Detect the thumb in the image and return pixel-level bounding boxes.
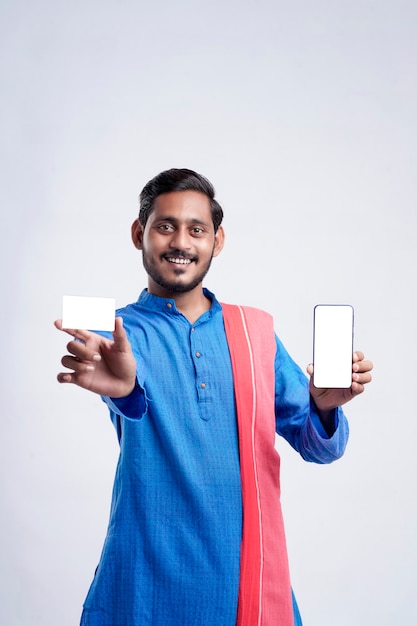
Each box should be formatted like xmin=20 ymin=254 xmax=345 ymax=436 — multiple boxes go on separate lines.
xmin=112 ymin=316 xmax=130 ymax=350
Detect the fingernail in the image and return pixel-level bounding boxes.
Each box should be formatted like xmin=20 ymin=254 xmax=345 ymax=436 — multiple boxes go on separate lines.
xmin=86 ymin=365 xmax=95 ymax=372
xmin=92 ymin=354 xmax=101 ymax=361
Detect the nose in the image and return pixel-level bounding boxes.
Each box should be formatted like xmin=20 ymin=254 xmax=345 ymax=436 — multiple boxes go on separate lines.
xmin=169 ymin=226 xmax=192 ymax=251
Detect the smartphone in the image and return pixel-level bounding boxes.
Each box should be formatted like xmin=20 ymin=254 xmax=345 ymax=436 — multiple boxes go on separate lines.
xmin=313 ymin=304 xmax=354 ymax=389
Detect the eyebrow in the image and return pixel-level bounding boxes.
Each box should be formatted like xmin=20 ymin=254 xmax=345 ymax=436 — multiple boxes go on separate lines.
xmin=154 ymin=215 xmax=211 ymax=227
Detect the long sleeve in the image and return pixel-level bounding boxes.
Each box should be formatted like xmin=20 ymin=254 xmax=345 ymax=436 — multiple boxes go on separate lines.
xmin=100 ymin=343 xmax=148 ymax=436
xmin=274 ymin=334 xmax=349 ymax=463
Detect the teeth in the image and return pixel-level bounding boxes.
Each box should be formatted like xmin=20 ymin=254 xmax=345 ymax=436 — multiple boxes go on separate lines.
xmin=167 ymin=257 xmax=192 ymax=265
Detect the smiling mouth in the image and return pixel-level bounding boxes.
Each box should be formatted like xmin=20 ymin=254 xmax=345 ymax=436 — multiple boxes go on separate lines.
xmin=165 ymin=256 xmax=193 ymax=265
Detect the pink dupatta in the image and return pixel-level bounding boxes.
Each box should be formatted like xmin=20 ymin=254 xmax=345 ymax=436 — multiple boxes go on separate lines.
xmin=222 ymin=304 xmax=294 ymax=626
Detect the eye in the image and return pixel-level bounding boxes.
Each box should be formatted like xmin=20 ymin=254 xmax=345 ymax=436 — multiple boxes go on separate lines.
xmin=157 ymin=224 xmax=175 ymax=232
xmin=191 ymin=227 xmax=205 ymax=235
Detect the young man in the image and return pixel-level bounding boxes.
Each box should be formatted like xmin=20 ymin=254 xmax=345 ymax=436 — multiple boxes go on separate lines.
xmin=55 ymin=168 xmax=373 ymax=626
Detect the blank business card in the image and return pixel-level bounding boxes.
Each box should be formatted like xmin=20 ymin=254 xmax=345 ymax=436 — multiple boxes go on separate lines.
xmin=62 ymin=295 xmax=116 ymax=331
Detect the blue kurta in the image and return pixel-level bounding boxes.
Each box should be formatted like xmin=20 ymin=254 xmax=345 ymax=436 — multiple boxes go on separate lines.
xmin=80 ymin=289 xmax=349 ymax=626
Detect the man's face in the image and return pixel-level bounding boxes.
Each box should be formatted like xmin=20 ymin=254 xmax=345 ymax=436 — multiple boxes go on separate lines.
xmin=132 ymin=190 xmax=224 ymax=298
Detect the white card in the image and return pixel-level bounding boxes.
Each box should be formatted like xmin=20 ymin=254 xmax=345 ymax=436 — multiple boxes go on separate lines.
xmin=62 ymin=295 xmax=116 ymax=331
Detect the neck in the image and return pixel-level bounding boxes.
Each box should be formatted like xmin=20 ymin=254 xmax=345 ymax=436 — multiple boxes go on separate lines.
xmin=175 ymin=291 xmax=212 ymax=324
xmin=148 ymin=283 xmax=211 ymax=324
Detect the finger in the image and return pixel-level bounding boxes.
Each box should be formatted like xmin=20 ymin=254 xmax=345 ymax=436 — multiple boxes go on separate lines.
xmin=350 ymin=381 xmax=365 ymax=396
xmin=306 ymin=363 xmax=313 ymax=377
xmin=352 ymin=351 xmax=365 ymax=363
xmin=54 ymin=320 xmax=93 ymax=343
xmin=112 ymin=317 xmax=129 ymax=351
xmin=57 ymin=372 xmax=73 ymax=383
xmin=61 ymin=355 xmax=96 ymax=373
xmin=66 ymin=339 xmax=102 ymax=362
xmin=353 ymin=358 xmax=373 ymax=374
xmin=352 ymin=370 xmax=373 ymax=385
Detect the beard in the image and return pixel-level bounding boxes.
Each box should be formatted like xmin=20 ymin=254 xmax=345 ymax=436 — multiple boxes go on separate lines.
xmin=141 ymin=246 xmax=215 ymax=294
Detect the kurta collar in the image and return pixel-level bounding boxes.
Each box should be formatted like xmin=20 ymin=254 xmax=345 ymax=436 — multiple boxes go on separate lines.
xmin=136 ymin=288 xmax=223 ymax=323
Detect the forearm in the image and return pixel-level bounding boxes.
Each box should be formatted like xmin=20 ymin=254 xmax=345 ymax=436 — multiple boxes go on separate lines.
xmin=274 ymin=334 xmax=349 ymax=463
xmin=104 ymin=378 xmax=146 ymax=420
xmin=314 ymin=403 xmax=337 ymax=438
xmin=276 ymin=394 xmax=349 ymax=464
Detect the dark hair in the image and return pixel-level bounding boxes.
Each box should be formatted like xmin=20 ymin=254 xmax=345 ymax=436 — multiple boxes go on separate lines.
xmin=139 ymin=168 xmax=224 ymax=233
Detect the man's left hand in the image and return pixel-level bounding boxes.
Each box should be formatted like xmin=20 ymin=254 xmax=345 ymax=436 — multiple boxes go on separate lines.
xmin=307 ymin=351 xmax=373 ymax=412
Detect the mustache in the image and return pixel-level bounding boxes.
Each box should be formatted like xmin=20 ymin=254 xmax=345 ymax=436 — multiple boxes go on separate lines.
xmin=162 ymin=250 xmax=197 ymax=261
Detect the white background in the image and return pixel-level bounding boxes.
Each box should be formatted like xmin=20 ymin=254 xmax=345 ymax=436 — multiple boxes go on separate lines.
xmin=2 ymin=1 xmax=416 ymax=624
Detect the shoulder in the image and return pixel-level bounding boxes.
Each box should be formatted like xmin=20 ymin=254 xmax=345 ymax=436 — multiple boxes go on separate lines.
xmin=221 ymin=302 xmax=273 ymax=325
xmin=221 ymin=303 xmax=276 ymax=351
xmin=115 ymin=290 xmax=152 ymax=321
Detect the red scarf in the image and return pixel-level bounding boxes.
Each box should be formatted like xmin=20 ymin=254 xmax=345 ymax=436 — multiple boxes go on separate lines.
xmin=222 ymin=304 xmax=294 ymax=626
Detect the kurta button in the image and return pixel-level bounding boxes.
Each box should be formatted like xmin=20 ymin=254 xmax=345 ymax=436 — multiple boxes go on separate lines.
xmin=200 ymin=383 xmax=206 ymax=389
xmin=195 ymin=352 xmax=201 ymax=358
xmin=166 ymin=303 xmax=172 ymax=309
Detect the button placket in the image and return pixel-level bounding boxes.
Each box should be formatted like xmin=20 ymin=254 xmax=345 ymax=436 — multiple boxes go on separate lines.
xmin=189 ymin=326 xmax=209 ymax=402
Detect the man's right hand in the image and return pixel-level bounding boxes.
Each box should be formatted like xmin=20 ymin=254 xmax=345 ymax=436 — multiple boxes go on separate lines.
xmin=54 ymin=317 xmax=137 ymax=398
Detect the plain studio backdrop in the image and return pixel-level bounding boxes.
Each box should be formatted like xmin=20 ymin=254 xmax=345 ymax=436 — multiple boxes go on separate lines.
xmin=1 ymin=1 xmax=416 ymax=624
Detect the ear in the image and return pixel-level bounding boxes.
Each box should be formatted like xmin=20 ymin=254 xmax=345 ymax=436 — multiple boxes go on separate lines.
xmin=131 ymin=219 xmax=144 ymax=250
xmin=212 ymin=225 xmax=225 ymax=258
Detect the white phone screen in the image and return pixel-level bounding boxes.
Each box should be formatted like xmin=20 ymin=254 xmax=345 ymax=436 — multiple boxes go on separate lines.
xmin=313 ymin=304 xmax=354 ymax=389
